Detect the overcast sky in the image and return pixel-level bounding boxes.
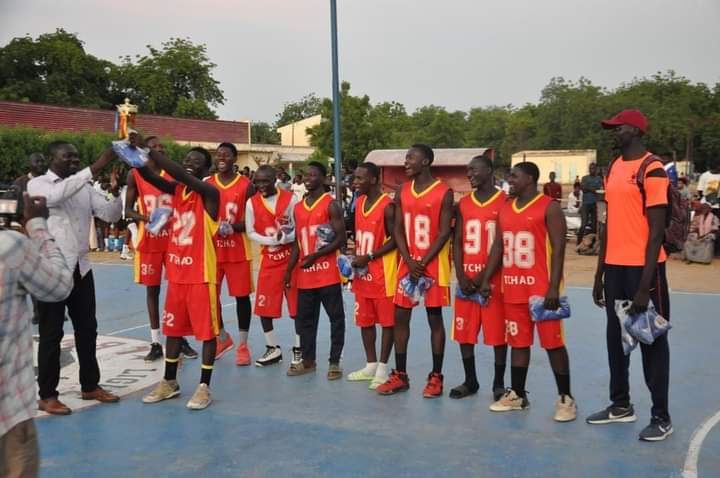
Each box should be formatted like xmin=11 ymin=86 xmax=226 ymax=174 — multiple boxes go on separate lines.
xmin=2 ymin=0 xmax=719 ymax=124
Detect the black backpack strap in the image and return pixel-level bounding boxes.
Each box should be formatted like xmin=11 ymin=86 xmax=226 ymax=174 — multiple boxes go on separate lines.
xmin=635 ymin=154 xmax=663 ymax=213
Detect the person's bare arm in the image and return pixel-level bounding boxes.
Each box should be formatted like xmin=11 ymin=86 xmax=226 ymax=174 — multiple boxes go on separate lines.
xmin=302 ymin=200 xmax=346 ymax=268
xmin=544 ymin=200 xmax=567 ymax=310
xmin=231 ymin=183 xmax=255 ymax=233
xmin=284 ymin=240 xmax=300 ymax=288
xmin=628 ymin=206 xmax=666 ymax=314
xmin=453 ymin=206 xmax=475 ymax=296
xmin=124 ymin=170 xmax=147 ymax=222
xmin=353 ymin=202 xmax=397 ymax=268
xmin=592 ymin=221 xmax=608 ymax=307
xmin=137 ymin=164 xmax=177 ymax=195
xmin=478 ymin=220 xmax=504 ymax=296
xmin=417 ymin=189 xmax=453 ymax=278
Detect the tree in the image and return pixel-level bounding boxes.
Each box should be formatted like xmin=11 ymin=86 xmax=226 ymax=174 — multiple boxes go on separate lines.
xmin=275 ymin=93 xmax=322 ymax=128
xmin=0 ymin=29 xmax=114 ymax=109
xmin=251 ymin=121 xmax=280 ymax=144
xmin=113 ymin=37 xmax=225 ymax=119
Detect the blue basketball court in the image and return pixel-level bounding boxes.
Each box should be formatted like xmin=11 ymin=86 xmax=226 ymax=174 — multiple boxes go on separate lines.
xmin=34 ymin=261 xmax=720 ymax=477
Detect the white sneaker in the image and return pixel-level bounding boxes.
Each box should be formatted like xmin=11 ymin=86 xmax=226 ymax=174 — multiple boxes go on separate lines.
xmin=369 ymin=375 xmax=387 ymax=390
xmin=347 ymin=368 xmax=375 ymax=381
xmin=291 ymin=347 xmax=302 ymax=365
xmin=255 ymin=346 xmax=282 ymax=367
xmin=554 ymin=395 xmax=577 ymax=422
xmin=186 ymin=383 xmax=212 ymax=410
xmin=489 ymin=389 xmax=530 ymax=412
xmin=142 ymin=379 xmax=180 ymax=403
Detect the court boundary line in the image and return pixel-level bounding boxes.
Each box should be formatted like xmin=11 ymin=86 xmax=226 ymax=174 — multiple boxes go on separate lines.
xmin=682 ymin=409 xmax=720 ymax=478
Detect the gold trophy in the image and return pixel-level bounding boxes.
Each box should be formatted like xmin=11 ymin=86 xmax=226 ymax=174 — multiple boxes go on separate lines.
xmin=116 ymin=98 xmax=138 ymax=140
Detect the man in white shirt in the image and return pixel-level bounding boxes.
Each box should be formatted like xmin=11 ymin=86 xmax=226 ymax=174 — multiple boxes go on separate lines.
xmin=27 ymin=141 xmax=123 ymax=415
xmin=697 ymin=162 xmax=720 ymax=206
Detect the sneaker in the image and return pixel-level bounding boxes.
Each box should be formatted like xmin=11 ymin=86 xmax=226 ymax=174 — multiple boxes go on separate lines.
xmin=179 ymin=338 xmax=198 ymax=359
xmin=423 ymin=372 xmax=444 ymax=398
xmin=186 ymin=383 xmax=212 ymax=410
xmin=376 ymin=370 xmax=410 ymax=395
xmin=143 ymin=343 xmax=164 ymax=363
xmin=493 ymin=387 xmax=506 ymax=402
xmin=215 ymin=334 xmax=235 ymax=360
xmin=639 ymin=417 xmax=673 ymax=442
xmin=255 ymin=346 xmax=282 ymax=367
xmin=369 ymin=375 xmax=387 ymax=391
xmin=142 ymin=379 xmax=180 ymax=403
xmin=586 ymin=404 xmax=637 ymax=425
xmin=347 ymin=368 xmax=375 ymax=382
xmin=287 ymin=361 xmax=317 ymax=376
xmin=327 ymin=362 xmax=343 ymax=381
xmin=291 ymin=347 xmax=303 ymax=365
xmin=554 ymin=395 xmax=577 ymax=422
xmin=489 ymin=389 xmax=529 ymax=412
xmin=120 ymin=251 xmax=130 ymax=260
xmin=449 ymin=382 xmax=479 ymax=399
xmin=235 ymin=343 xmax=251 ymax=366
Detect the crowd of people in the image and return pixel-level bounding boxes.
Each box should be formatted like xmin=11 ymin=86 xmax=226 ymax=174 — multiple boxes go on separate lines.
xmin=0 ymin=108 xmax=708 ymax=475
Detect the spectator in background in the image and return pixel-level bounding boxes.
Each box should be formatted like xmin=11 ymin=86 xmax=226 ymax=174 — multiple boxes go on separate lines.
xmin=291 ymin=172 xmax=307 ymax=200
xmin=683 ymin=203 xmax=719 ymax=264
xmin=13 ymin=153 xmax=47 ymax=218
xmin=277 ymin=172 xmax=292 ymax=191
xmin=579 ymin=162 xmax=603 ymax=244
xmin=697 ymin=162 xmax=720 ymax=206
xmin=661 ymin=156 xmax=678 ymax=187
xmin=543 ymin=171 xmax=562 ymax=201
xmin=567 ymin=183 xmax=583 ymax=214
xmin=241 ymin=166 xmax=251 ymax=177
xmin=677 ymin=177 xmax=690 ymax=200
xmin=0 ymin=194 xmax=73 ymax=477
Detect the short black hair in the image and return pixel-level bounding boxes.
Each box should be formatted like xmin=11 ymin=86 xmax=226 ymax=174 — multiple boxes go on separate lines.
xmin=357 ymin=161 xmax=380 ymax=180
xmin=190 ymin=147 xmax=213 ymax=169
xmin=307 ymin=161 xmax=327 ymax=177
xmin=144 ymin=135 xmax=159 ymax=144
xmin=514 ymin=161 xmax=540 ymax=183
xmin=47 ymin=140 xmax=73 ymax=158
xmin=217 ymin=142 xmax=238 ymax=157
xmin=470 ymin=154 xmax=493 ymax=170
xmin=410 ymin=144 xmax=434 ymax=164
xmin=255 ymin=164 xmax=277 ymax=178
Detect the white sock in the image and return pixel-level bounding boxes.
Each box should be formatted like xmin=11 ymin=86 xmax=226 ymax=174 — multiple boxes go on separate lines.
xmin=264 ymin=330 xmax=277 ymax=347
xmin=150 ymin=328 xmax=161 ymax=344
xmin=294 ymin=334 xmax=301 ymax=348
xmin=121 ymin=244 xmax=129 ymax=254
xmin=238 ymin=330 xmax=249 ymax=344
xmin=376 ymin=362 xmax=388 ymax=378
xmin=363 ymin=362 xmax=378 ymax=375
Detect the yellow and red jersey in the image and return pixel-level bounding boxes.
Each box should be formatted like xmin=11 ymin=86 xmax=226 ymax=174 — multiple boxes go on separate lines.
xmin=293 ymin=192 xmax=341 ymax=289
xmin=353 ymin=193 xmax=397 ymax=298
xmin=132 ymin=169 xmax=173 ymax=253
xmin=206 ymin=174 xmax=252 ymax=263
xmin=498 ymin=194 xmax=557 ymax=304
xmin=251 ymin=188 xmax=295 ymax=267
xmin=166 ymin=184 xmax=218 ymax=284
xmin=458 ymin=190 xmax=505 ymax=276
xmin=398 ymin=180 xmax=452 ymax=287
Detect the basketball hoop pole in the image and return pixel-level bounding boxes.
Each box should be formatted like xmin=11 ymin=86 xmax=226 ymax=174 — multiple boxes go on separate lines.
xmin=330 ymin=0 xmax=343 ymax=200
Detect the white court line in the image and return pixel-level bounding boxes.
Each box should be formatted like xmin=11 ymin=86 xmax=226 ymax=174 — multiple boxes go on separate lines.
xmin=106 ymin=301 xmax=237 ymax=336
xmin=683 ymin=410 xmax=720 ymax=478
xmin=565 ymin=286 xmax=720 ymax=297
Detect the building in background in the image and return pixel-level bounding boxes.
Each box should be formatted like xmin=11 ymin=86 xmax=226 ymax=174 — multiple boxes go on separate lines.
xmin=511 ymin=149 xmax=596 ymax=185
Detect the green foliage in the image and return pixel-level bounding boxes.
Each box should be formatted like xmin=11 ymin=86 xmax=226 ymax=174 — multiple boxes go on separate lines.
xmin=251 ymin=121 xmax=280 ymax=145
xmin=275 ymin=94 xmax=322 ymax=128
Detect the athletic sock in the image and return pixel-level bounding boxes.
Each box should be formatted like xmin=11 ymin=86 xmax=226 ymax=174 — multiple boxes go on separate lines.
xmin=294 ymin=334 xmax=301 ymax=348
xmin=493 ymin=363 xmax=506 ymax=390
xmin=462 ymin=356 xmax=478 ymax=387
xmin=510 ymin=366 xmax=529 ymax=398
xmin=164 ymin=357 xmax=179 ymax=381
xmin=362 ymin=362 xmax=378 ymax=376
xmin=238 ymin=330 xmax=249 ymax=345
xmin=432 ymin=354 xmax=444 ymax=374
xmin=150 ymin=328 xmax=161 ymax=345
xmin=264 ymin=331 xmax=277 ymax=347
xmin=395 ymin=352 xmax=407 ymax=373
xmin=553 ymin=371 xmax=571 ymax=397
xmin=376 ymin=362 xmax=388 ymax=378
xmin=218 ymin=328 xmax=229 ymax=341
xmin=200 ymin=364 xmax=213 ymax=385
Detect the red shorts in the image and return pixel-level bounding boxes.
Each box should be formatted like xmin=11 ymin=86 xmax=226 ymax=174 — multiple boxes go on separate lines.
xmin=134 ymin=251 xmax=165 ymax=286
xmin=452 ymin=296 xmax=506 ymax=346
xmin=217 ymin=261 xmax=253 ymax=297
xmin=504 ymin=303 xmax=565 ymax=349
xmin=163 ymin=282 xmax=220 ymax=341
xmin=354 ymin=295 xmax=395 ymax=328
xmin=255 ymin=265 xmax=298 ymax=318
xmin=392 ymin=280 xmax=450 ymax=309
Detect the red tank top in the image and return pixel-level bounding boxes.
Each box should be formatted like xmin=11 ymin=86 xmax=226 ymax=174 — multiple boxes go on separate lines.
xmin=250 ymin=189 xmax=294 ymax=265
xmin=206 ymin=174 xmax=252 ymax=263
xmin=498 ymin=194 xmax=555 ymax=303
xmin=166 ymin=184 xmax=218 ymax=284
xmin=398 ymin=179 xmax=452 ymax=286
xmin=132 ymin=169 xmax=173 ymax=252
xmin=458 ymin=190 xmax=506 ymax=276
xmin=293 ymin=192 xmax=341 ymax=289
xmin=353 ymin=193 xmax=397 ymax=298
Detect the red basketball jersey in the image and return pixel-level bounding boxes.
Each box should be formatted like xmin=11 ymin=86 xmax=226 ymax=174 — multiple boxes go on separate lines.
xmin=293 ymin=192 xmax=341 ymax=289
xmin=398 ymin=180 xmax=452 ymax=286
xmin=251 ymin=189 xmax=295 ymax=266
xmin=498 ymin=194 xmax=555 ymax=304
xmin=353 ymin=193 xmax=397 ymax=298
xmin=132 ymin=169 xmax=173 ymax=253
xmin=458 ymin=190 xmax=506 ymax=276
xmin=206 ymin=174 xmax=252 ymax=263
xmin=166 ymin=184 xmax=218 ymax=284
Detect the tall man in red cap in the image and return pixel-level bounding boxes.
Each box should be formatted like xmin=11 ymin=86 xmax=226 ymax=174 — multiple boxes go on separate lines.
xmin=587 ymin=110 xmax=673 ymax=442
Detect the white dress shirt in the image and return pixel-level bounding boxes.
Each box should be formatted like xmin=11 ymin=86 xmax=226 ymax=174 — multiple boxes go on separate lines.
xmin=28 ymin=167 xmax=122 ymax=276
xmin=245 ymin=192 xmax=298 ymax=247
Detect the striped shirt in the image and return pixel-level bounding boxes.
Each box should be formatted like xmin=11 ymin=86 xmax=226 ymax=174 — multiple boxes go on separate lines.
xmin=0 ymin=219 xmax=73 ymax=436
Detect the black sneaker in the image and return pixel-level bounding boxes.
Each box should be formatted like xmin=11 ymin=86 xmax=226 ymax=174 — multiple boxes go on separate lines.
xmin=639 ymin=417 xmax=673 ymax=442
xmin=179 ymin=338 xmax=199 ymax=359
xmin=291 ymin=347 xmax=303 ymax=365
xmin=255 ymin=346 xmax=282 ymax=367
xmin=144 ymin=343 xmax=164 ymax=363
xmin=586 ymin=404 xmax=637 ymax=424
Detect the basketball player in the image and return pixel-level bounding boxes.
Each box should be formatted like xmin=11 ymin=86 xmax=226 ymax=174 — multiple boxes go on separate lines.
xmin=285 ymin=161 xmax=346 ymax=380
xmin=347 ymin=162 xmax=397 ymax=390
xmin=206 ymin=143 xmax=254 ymax=364
xmin=124 ymin=135 xmax=198 ymax=362
xmin=479 ymin=161 xmax=577 ymax=422
xmin=245 ymin=165 xmax=301 ymax=366
xmin=139 ymin=146 xmax=220 ymax=410
xmin=376 ymin=144 xmax=453 ymax=398
xmin=450 ymin=155 xmax=507 ymax=400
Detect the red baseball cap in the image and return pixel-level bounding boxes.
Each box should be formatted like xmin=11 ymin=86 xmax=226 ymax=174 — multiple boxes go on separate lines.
xmin=601 ymin=109 xmax=649 ymax=133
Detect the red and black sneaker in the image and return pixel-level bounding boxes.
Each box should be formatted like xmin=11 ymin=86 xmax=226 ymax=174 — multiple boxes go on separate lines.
xmin=376 ymin=369 xmax=410 ymax=395
xmin=423 ymin=372 xmax=443 ymax=398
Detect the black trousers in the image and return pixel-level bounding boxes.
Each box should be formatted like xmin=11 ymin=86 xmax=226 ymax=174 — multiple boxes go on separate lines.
xmin=603 ymin=263 xmax=670 ymax=420
xmin=297 ymin=283 xmax=345 ymax=363
xmin=37 ymin=266 xmax=101 ymax=399
xmin=578 ymin=203 xmax=597 ymax=242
